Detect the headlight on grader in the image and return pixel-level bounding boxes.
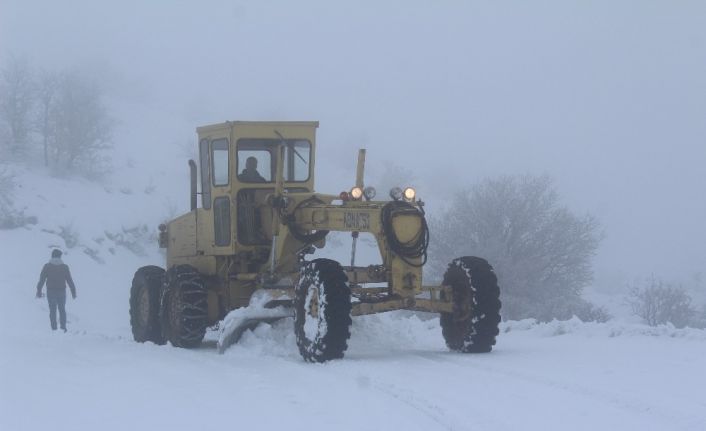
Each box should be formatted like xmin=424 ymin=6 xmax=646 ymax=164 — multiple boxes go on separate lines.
xmin=403 ymin=187 xmax=416 ymax=202
xmin=350 ymin=186 xmax=363 ymax=200
xmin=363 ymin=186 xmax=376 ymax=200
xmin=390 ymin=187 xmax=403 ymax=201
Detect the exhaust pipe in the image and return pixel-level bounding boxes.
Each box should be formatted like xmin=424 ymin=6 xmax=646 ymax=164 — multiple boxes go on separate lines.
xmin=356 ymin=149 xmax=366 ymax=188
xmin=188 ymin=159 xmax=197 ymax=211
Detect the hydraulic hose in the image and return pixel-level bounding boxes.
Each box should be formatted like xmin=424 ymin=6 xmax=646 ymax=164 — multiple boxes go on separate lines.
xmin=381 ymin=201 xmax=429 ymax=267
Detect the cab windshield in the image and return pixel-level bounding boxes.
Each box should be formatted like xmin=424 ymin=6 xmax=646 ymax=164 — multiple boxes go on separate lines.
xmin=236 ymin=139 xmax=311 ymax=183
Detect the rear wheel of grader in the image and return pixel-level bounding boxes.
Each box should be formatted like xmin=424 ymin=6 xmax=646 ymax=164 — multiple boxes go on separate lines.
xmin=129 ymin=266 xmax=167 ymax=344
xmin=161 ymin=265 xmax=209 ymax=348
xmin=440 ymin=256 xmax=501 ymax=353
xmin=294 ymin=258 xmax=352 ymax=362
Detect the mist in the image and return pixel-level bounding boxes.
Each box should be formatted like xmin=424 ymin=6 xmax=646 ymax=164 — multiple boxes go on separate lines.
xmin=2 ymin=0 xmax=705 ymax=285
xmin=5 ymin=3 xmax=706 ymax=429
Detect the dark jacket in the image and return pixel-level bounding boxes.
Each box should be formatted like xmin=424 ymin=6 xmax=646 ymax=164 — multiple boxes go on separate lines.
xmin=36 ymin=258 xmax=76 ymax=296
xmin=238 ymin=168 xmax=266 ymax=183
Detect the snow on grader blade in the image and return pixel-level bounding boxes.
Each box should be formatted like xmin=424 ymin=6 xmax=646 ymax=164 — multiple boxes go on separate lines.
xmin=216 ymin=290 xmax=293 ymax=354
xmin=128 ymin=121 xmax=502 ymax=362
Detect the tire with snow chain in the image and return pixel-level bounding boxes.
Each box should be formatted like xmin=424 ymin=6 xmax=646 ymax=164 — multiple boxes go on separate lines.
xmin=130 ymin=266 xmax=167 ymax=344
xmin=294 ymin=259 xmax=352 ymax=363
xmin=440 ymin=256 xmax=501 ymax=353
xmin=161 ymin=265 xmax=208 ymax=348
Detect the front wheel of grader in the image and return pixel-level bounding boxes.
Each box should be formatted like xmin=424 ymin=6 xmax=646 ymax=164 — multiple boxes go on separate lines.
xmin=440 ymin=256 xmax=502 ymax=353
xmin=161 ymin=265 xmax=209 ymax=348
xmin=294 ymin=258 xmax=352 ymax=362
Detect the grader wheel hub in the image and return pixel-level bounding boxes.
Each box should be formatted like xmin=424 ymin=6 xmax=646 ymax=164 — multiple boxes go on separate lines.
xmin=307 ymin=287 xmax=319 ymax=318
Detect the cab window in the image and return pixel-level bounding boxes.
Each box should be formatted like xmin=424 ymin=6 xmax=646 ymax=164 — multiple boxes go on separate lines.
xmin=213 ymin=196 xmax=231 ymax=246
xmin=283 ymin=141 xmax=310 ymax=182
xmin=211 ymin=138 xmax=229 ymax=186
xmin=237 ymin=150 xmax=271 ymax=183
xmin=199 ymin=139 xmax=211 ymax=209
xmin=236 ymin=138 xmax=310 ymax=183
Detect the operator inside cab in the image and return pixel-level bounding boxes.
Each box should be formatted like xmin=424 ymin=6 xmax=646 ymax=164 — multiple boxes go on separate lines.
xmin=238 ymin=156 xmax=266 ymax=183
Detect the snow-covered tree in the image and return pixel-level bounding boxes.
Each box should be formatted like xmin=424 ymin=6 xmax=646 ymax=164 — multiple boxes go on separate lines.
xmin=627 ymin=276 xmax=694 ymax=328
xmin=429 ymin=174 xmax=603 ymax=321
xmin=49 ymin=71 xmax=113 ymax=177
xmin=0 ymin=57 xmax=114 ymax=177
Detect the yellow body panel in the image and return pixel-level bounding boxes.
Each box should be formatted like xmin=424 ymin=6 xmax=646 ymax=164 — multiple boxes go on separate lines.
xmin=167 ymin=212 xmax=196 ymax=258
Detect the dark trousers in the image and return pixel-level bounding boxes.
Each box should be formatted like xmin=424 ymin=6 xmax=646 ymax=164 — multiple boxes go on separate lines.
xmin=47 ymin=289 xmax=67 ymax=330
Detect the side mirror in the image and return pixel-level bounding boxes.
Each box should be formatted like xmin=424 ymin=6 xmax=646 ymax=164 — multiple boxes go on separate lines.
xmin=158 ymin=224 xmax=168 ymax=248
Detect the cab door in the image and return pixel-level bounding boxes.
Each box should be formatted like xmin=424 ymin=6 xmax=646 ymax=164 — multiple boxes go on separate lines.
xmin=197 ymin=135 xmax=235 ymax=255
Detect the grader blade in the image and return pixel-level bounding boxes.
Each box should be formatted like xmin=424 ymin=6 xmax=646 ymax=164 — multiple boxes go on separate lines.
xmin=216 ymin=291 xmax=294 ymax=354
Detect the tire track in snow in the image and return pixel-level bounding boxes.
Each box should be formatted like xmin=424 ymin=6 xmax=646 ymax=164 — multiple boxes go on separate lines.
xmin=407 ymin=351 xmax=706 ymax=430
xmin=367 ymin=381 xmax=455 ymax=431
xmin=367 ymin=377 xmax=515 ymax=431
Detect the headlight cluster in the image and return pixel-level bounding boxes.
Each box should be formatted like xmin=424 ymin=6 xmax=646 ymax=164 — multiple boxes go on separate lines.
xmin=342 ymin=185 xmax=415 ymax=202
xmin=343 ymin=186 xmax=377 ymax=201
xmin=390 ymin=186 xmax=416 ymax=202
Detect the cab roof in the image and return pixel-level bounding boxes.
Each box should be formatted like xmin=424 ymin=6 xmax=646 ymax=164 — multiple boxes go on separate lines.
xmin=196 ymin=121 xmax=319 ymax=134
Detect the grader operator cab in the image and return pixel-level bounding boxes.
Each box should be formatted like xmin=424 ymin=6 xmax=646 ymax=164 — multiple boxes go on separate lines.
xmin=129 ymin=121 xmax=501 ymax=362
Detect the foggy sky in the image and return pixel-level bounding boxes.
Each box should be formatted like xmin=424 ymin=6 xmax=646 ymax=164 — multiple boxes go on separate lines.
xmin=2 ymin=0 xmax=705 ymax=287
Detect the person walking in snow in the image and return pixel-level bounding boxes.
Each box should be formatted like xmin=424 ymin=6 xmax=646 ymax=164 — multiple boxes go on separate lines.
xmin=35 ymin=249 xmax=77 ymax=332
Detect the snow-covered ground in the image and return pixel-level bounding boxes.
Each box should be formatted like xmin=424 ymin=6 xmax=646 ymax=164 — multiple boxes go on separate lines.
xmin=2 ymin=165 xmax=706 ymax=431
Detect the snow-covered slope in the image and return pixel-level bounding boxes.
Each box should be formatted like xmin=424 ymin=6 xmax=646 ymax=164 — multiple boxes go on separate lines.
xmin=1 ymin=166 xmax=706 ymax=431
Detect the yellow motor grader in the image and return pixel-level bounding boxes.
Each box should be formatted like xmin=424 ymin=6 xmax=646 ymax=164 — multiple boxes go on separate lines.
xmin=129 ymin=121 xmax=501 ymax=362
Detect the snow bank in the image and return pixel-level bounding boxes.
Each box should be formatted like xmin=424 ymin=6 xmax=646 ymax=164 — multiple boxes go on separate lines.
xmin=502 ymin=317 xmax=706 ymax=340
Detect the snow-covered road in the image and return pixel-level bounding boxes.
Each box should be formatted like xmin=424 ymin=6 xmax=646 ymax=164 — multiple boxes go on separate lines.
xmin=3 ymin=284 xmax=705 ymax=431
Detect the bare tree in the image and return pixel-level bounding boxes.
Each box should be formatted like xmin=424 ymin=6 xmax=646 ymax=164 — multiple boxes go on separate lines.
xmin=626 ymin=276 xmax=694 ymax=328
xmin=34 ymin=69 xmax=59 ymax=167
xmin=0 ymin=56 xmax=34 ymax=157
xmin=49 ymin=71 xmax=113 ymax=176
xmin=0 ymin=58 xmax=114 ymax=176
xmin=429 ymin=174 xmax=603 ymax=321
